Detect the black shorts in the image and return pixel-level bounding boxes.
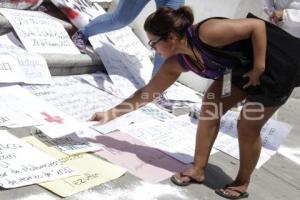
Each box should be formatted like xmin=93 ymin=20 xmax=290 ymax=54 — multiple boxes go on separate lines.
xmin=232 ymin=76 xmax=294 ymax=107
xmin=247 ymin=89 xmax=293 ymax=107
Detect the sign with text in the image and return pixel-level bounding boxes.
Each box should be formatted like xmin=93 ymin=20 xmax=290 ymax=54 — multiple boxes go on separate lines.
xmin=51 ymin=0 xmax=105 ymax=28
xmin=0 ymin=131 xmax=75 ymax=188
xmin=23 ymin=76 xmax=121 ymax=121
xmin=25 ymin=136 xmax=126 ymax=197
xmin=0 ymin=33 xmax=52 ymax=84
xmin=0 ymin=104 xmax=39 ymax=128
xmin=32 ymin=127 xmax=103 ymax=155
xmin=0 ymin=8 xmax=80 ymax=54
xmin=0 ymin=85 xmax=86 ymax=138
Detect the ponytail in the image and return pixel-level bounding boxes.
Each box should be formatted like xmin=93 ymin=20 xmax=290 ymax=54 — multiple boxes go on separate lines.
xmin=144 ymin=6 xmax=194 ymax=39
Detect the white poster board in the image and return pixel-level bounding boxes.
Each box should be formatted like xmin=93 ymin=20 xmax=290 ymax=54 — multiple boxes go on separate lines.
xmin=23 ymin=76 xmax=122 ymax=121
xmin=0 ymin=33 xmax=52 ymax=84
xmin=0 ymin=104 xmax=39 ymax=128
xmin=0 ymin=130 xmax=75 ymax=188
xmin=121 ymin=116 xmax=219 ymax=164
xmin=219 ymin=111 xmax=292 ymax=151
xmin=75 ymin=72 xmax=125 ymax=98
xmin=213 ymin=110 xmax=292 ymax=168
xmin=32 ymin=127 xmax=103 ymax=155
xmin=51 ymin=0 xmax=105 ymax=28
xmin=0 ymin=85 xmax=86 ymax=138
xmin=90 ymin=34 xmax=147 ymax=97
xmin=0 ymin=8 xmax=80 ymax=54
xmin=91 ymin=103 xmax=175 ymax=134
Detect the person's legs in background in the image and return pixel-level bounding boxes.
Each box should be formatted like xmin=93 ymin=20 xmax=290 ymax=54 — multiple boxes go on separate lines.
xmin=73 ymin=0 xmax=151 ymax=52
xmin=81 ymin=0 xmax=151 ymax=37
xmin=73 ymin=0 xmax=185 ymax=72
xmin=152 ymin=0 xmax=185 ymax=76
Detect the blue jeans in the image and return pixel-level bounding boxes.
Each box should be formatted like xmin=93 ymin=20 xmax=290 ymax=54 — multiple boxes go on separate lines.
xmin=80 ymin=0 xmax=184 ymax=76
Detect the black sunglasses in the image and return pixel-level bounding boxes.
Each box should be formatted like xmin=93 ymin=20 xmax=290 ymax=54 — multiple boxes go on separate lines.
xmin=148 ymin=37 xmax=163 ymax=50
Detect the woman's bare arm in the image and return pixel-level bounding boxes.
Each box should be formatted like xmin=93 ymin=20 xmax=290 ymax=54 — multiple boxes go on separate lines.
xmin=199 ymin=18 xmax=267 ymax=87
xmin=93 ymin=56 xmax=183 ymax=122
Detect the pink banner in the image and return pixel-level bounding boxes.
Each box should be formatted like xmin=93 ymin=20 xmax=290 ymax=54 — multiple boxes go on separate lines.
xmin=89 ymin=132 xmax=189 ymax=183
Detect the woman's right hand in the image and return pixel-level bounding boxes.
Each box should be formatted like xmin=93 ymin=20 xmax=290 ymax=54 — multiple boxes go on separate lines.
xmin=269 ymin=10 xmax=283 ymax=25
xmin=242 ymin=66 xmax=265 ymax=88
xmin=89 ymin=111 xmax=113 ymax=125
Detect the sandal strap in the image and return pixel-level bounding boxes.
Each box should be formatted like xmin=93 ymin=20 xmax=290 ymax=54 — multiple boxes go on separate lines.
xmin=225 ymin=187 xmax=246 ymax=195
xmin=175 ymin=172 xmax=203 ymax=183
xmin=180 ymin=172 xmax=203 ymax=182
xmin=178 ymin=172 xmax=193 ymax=183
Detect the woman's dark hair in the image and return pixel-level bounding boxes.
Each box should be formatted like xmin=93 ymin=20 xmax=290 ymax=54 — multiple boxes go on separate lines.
xmin=144 ymin=6 xmax=194 ymax=40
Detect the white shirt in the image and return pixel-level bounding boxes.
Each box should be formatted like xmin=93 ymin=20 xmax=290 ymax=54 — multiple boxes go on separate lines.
xmin=263 ymin=0 xmax=300 ymax=38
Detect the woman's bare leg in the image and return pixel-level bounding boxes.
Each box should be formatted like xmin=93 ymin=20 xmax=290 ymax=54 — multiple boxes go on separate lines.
xmin=173 ymin=80 xmax=247 ymax=183
xmin=218 ymin=102 xmax=279 ymax=198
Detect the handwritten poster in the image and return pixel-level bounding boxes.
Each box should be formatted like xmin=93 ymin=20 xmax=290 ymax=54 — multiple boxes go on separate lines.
xmin=121 ymin=117 xmax=219 ymax=164
xmin=106 ymin=26 xmax=152 ymax=62
xmin=140 ymin=103 xmax=175 ymax=122
xmin=0 ymin=85 xmax=86 ymax=138
xmin=24 ymin=76 xmax=174 ymax=135
xmin=32 ymin=127 xmax=103 ymax=155
xmin=0 ymin=104 xmax=39 ymax=128
xmin=90 ymin=34 xmax=146 ymax=96
xmin=23 ymin=76 xmax=122 ymax=121
xmin=219 ymin=111 xmax=292 ymax=151
xmin=89 ymin=23 xmax=155 ymax=98
xmin=103 ymin=25 xmax=153 ymax=85
xmin=94 ymin=132 xmax=188 ymax=183
xmin=25 ymin=136 xmax=126 ymax=197
xmin=51 ymin=0 xmax=105 ymax=28
xmin=75 ymin=72 xmax=125 ymax=98
xmin=213 ymin=132 xmax=277 ymax=168
xmin=0 ymin=0 xmax=43 ymax=10
xmin=0 ymin=131 xmax=75 ymax=188
xmin=91 ymin=103 xmax=175 ymax=134
xmin=0 ymin=33 xmax=52 ymax=84
xmin=165 ymin=82 xmax=203 ymax=103
xmin=0 ymin=8 xmax=80 ymax=54
xmin=0 ymin=54 xmax=22 ymax=83
xmin=211 ymin=110 xmax=293 ymax=168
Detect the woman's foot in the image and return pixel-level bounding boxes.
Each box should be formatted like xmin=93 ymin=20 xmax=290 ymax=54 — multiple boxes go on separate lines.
xmin=215 ymin=181 xmax=249 ymax=199
xmin=170 ymin=166 xmax=205 ymax=186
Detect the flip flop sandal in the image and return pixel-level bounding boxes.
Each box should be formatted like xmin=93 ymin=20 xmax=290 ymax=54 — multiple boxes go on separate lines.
xmin=170 ymin=172 xmax=204 ymax=186
xmin=215 ymin=186 xmax=249 ymax=199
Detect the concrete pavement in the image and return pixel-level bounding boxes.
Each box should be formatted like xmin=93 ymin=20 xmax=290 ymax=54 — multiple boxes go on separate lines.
xmin=0 ymin=0 xmax=299 ymax=199
xmin=0 ymin=94 xmax=299 ymax=200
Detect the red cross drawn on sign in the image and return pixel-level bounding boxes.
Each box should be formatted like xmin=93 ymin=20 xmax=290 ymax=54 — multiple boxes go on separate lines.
xmin=41 ymin=112 xmax=64 ymax=124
